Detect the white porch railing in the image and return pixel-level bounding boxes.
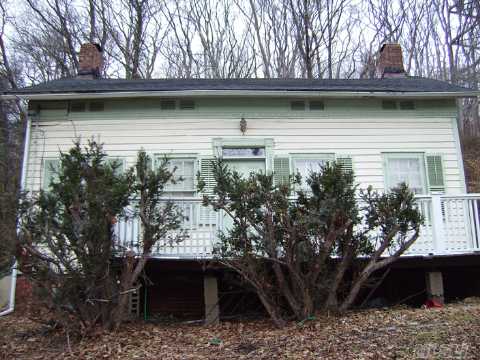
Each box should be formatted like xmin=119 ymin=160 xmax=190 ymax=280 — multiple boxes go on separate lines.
xmin=408 ymin=194 xmax=480 ymax=255
xmin=114 ymin=194 xmax=480 ymax=258
xmin=114 ymin=198 xmax=222 ymax=258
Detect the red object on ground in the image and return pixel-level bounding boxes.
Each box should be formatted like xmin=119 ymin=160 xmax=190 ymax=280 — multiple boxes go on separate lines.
xmin=424 ymin=299 xmax=443 ymax=308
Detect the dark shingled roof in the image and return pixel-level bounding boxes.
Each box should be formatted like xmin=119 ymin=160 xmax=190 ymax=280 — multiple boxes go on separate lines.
xmin=6 ymin=77 xmax=476 ymax=95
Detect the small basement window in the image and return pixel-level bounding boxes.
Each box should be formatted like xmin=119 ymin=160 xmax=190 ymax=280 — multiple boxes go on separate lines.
xmin=70 ymin=101 xmax=86 ymax=112
xmin=89 ymin=101 xmax=105 ymax=112
xmin=382 ymin=100 xmax=416 ymax=110
xmin=309 ymin=100 xmax=325 ymax=110
xmin=179 ymin=99 xmax=195 ymax=110
xmin=399 ymin=100 xmax=415 ymax=110
xmin=291 ymin=100 xmax=306 ymax=111
xmin=381 ymin=100 xmax=397 ymax=110
xmin=160 ymin=99 xmax=176 ymax=110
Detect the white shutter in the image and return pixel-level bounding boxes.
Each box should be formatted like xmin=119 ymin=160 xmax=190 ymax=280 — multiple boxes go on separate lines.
xmin=199 ymin=158 xmax=216 ymax=194
xmin=426 ymin=154 xmax=445 ymax=193
xmin=273 ymin=157 xmax=290 ymax=186
xmin=335 ymin=156 xmax=353 ymax=175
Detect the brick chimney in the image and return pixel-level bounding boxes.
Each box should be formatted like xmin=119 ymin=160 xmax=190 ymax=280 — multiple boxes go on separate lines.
xmin=376 ymin=43 xmax=406 ymax=78
xmin=77 ymin=43 xmax=103 ymax=79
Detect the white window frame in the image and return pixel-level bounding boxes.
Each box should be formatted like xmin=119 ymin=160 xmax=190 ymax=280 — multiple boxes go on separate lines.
xmin=220 ymin=147 xmax=267 ymax=160
xmin=153 ymin=153 xmax=198 ymax=193
xmin=212 ymin=138 xmax=274 ymax=172
xmin=41 ymin=158 xmax=60 ymax=190
xmin=383 ymin=152 xmax=427 ymax=194
xmin=106 ymin=157 xmax=126 ymax=175
xmin=290 ymin=153 xmax=335 ymax=190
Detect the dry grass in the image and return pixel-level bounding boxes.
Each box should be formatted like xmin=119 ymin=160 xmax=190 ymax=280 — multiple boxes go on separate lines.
xmin=1 ymin=300 xmax=480 ymax=359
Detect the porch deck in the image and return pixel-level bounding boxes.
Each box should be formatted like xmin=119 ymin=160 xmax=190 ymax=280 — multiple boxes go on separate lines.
xmin=114 ymin=194 xmax=480 ymax=259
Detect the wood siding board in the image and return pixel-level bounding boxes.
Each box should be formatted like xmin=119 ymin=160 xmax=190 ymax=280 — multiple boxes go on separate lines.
xmin=27 ymin=101 xmax=462 ymax=195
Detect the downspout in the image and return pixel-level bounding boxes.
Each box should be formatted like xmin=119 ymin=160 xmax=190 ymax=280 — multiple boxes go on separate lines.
xmin=0 ymin=263 xmax=17 ymax=316
xmin=0 ymin=108 xmax=32 ymax=316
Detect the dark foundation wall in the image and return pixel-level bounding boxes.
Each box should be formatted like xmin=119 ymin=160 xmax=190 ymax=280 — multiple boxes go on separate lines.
xmin=143 ymin=260 xmax=208 ymax=320
xmin=146 ymin=272 xmax=204 ymax=319
xmin=367 ymin=255 xmax=480 ymax=307
xmin=442 ymin=266 xmax=480 ymax=301
xmin=141 ymin=255 xmax=480 ymax=320
xmin=375 ymin=269 xmax=427 ymax=306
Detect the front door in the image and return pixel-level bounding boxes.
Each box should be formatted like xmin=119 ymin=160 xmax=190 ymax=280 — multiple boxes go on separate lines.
xmin=222 ymin=158 xmax=266 ymax=233
xmin=224 ymin=159 xmax=266 ymax=177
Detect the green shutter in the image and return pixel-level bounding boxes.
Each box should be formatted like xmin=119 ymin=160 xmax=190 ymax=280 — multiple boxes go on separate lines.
xmin=199 ymin=158 xmax=216 ymax=194
xmin=336 ymin=156 xmax=353 ymax=175
xmin=273 ymin=157 xmax=290 ymax=186
xmin=426 ymin=154 xmax=445 ymax=193
xmin=42 ymin=159 xmax=60 ymax=189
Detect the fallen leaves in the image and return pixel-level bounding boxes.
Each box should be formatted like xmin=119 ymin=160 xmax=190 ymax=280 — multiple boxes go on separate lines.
xmin=1 ymin=300 xmax=480 ymax=359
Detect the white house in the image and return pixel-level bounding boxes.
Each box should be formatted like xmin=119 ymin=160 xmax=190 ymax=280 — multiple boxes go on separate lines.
xmin=2 ymin=43 xmax=480 ymax=320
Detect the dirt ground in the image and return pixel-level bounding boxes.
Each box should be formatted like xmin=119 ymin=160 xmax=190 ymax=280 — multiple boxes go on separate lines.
xmin=1 ymin=299 xmax=480 ymax=359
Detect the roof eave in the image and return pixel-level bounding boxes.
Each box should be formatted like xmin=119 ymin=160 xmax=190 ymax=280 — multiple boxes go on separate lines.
xmin=1 ymin=89 xmax=479 ymax=100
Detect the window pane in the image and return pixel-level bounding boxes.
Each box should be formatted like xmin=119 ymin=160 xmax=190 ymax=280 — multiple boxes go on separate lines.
xmin=294 ymin=158 xmax=328 ymax=188
xmin=166 ymin=159 xmax=195 ymax=191
xmin=222 ymin=147 xmax=265 ymax=157
xmin=386 ymin=157 xmax=424 ymax=194
xmin=106 ymin=157 xmax=125 ymax=175
xmin=43 ymin=159 xmax=60 ymax=189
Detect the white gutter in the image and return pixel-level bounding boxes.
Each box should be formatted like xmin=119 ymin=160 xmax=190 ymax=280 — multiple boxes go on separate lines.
xmin=0 ymin=110 xmax=31 ymax=317
xmin=0 ymin=89 xmax=479 ymax=101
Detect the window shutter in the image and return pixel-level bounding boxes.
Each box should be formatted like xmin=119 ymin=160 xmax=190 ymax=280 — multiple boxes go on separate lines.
xmin=426 ymin=155 xmax=445 ymax=193
xmin=199 ymin=158 xmax=216 ymax=194
xmin=274 ymin=157 xmax=290 ymax=186
xmin=336 ymin=156 xmax=353 ymax=175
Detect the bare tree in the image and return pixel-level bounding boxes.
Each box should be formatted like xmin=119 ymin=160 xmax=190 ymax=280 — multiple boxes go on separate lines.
xmin=102 ymin=0 xmax=167 ymax=79
xmin=187 ymin=0 xmax=255 ymax=78
xmin=160 ymin=0 xmax=204 ymax=78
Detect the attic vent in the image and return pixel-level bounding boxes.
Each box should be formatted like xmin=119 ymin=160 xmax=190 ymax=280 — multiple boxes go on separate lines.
xmin=160 ymin=99 xmax=176 ymax=110
xmin=179 ymin=99 xmax=195 ymax=110
xmin=291 ymin=100 xmax=305 ymax=111
xmin=381 ymin=100 xmax=397 ymax=110
xmin=70 ymin=101 xmax=86 ymax=112
xmin=399 ymin=100 xmax=415 ymax=110
xmin=89 ymin=101 xmax=105 ymax=112
xmin=38 ymin=101 xmax=68 ymax=110
xmin=309 ymin=100 xmax=325 ymax=110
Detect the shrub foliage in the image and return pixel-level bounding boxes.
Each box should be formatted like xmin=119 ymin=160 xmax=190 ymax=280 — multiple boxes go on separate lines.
xmin=17 ymin=141 xmax=184 ymax=332
xmin=200 ymin=160 xmax=423 ymax=327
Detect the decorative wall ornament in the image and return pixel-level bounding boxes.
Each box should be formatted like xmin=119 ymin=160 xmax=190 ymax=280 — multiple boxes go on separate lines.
xmin=240 ymin=117 xmax=247 ymax=135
